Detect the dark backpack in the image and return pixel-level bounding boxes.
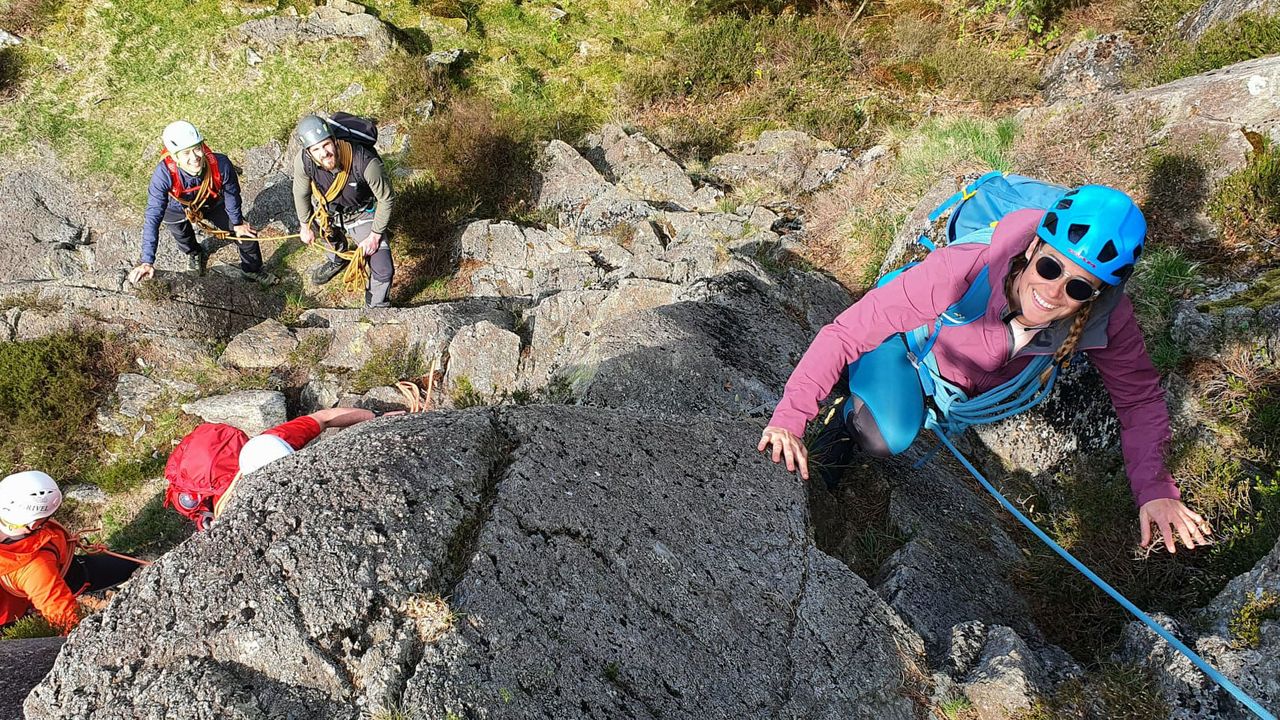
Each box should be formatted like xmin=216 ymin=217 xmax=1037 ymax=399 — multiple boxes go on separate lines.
xmin=164 ymin=423 xmax=248 ymax=530
xmin=324 ymin=112 xmax=379 ymax=150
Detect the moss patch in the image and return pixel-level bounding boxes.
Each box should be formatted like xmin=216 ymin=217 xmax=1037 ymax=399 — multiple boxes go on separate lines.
xmin=1228 ymin=590 xmax=1280 ymax=649
xmin=1201 ymin=268 xmax=1280 ymax=315
xmin=1206 ymin=139 xmax=1280 ymax=268
xmin=1014 ymin=662 xmax=1169 ymax=719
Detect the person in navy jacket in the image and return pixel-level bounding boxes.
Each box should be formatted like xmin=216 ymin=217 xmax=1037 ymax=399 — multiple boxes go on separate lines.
xmin=127 ymin=121 xmax=274 ymax=285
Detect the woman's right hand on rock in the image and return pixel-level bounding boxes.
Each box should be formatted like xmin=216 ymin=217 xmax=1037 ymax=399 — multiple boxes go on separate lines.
xmin=758 ymin=425 xmax=809 ymax=481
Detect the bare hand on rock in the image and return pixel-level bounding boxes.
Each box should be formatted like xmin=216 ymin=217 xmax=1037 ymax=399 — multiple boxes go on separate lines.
xmin=127 ymin=263 xmax=154 ymax=284
xmin=1140 ymin=498 xmax=1212 ymax=554
xmin=757 ymin=425 xmax=809 ymax=481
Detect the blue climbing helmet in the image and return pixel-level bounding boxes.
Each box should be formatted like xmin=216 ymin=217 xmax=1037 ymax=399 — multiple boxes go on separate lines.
xmin=1035 ymin=184 xmax=1146 ymax=286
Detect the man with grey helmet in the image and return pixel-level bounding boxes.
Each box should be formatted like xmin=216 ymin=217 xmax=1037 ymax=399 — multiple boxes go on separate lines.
xmin=292 ymin=113 xmax=396 ymax=307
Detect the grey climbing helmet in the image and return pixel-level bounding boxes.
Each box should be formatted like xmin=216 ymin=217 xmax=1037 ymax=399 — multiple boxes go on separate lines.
xmin=296 ymin=114 xmax=333 ymax=150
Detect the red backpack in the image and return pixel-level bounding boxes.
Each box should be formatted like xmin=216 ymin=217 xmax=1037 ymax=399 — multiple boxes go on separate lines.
xmin=164 ymin=423 xmax=247 ymax=530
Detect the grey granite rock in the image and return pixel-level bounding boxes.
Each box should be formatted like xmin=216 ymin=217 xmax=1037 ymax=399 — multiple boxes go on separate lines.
xmin=180 ymin=390 xmax=288 ymax=436
xmin=27 ymin=408 xmax=928 ymax=719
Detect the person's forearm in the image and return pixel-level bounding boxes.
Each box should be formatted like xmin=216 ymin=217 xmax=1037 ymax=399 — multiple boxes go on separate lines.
xmin=307 ymin=407 xmax=375 ymax=429
xmin=222 ymin=156 xmax=245 ymax=227
xmin=292 ymin=153 xmax=315 ymax=225
xmin=364 ymin=158 xmax=394 ymax=234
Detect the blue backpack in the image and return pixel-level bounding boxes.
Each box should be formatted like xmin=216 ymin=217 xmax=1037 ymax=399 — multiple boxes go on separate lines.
xmin=878 ymin=171 xmax=1067 ymax=436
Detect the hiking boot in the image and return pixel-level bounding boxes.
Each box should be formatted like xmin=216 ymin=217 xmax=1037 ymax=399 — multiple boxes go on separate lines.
xmin=310 ymin=257 xmax=348 ymax=286
xmin=185 ymin=248 xmax=208 ymax=276
xmin=240 ymin=269 xmax=279 ymax=286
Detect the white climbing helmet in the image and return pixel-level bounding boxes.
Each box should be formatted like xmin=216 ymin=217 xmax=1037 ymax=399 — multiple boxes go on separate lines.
xmin=161 ymin=120 xmax=204 ymax=153
xmin=0 ymin=471 xmax=62 ymax=528
xmin=238 ymin=434 xmax=295 ymax=476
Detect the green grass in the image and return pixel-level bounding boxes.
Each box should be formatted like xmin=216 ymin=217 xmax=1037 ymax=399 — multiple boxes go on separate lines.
xmin=351 ymin=335 xmax=425 ymax=393
xmin=939 ymin=696 xmax=972 ymax=719
xmin=0 ymin=614 xmax=59 ymax=640
xmin=1128 ymin=246 xmax=1198 ymax=372
xmin=2 ymin=0 xmax=385 ymax=204
xmin=1014 ymin=662 xmax=1169 ymax=719
xmin=1151 ymin=12 xmax=1280 ymax=85
xmin=848 ymin=211 xmax=902 ymax=288
xmin=450 ymin=375 xmax=486 ymax=408
xmin=892 ymin=116 xmax=1020 ymax=186
xmin=0 ymin=333 xmax=131 ymax=484
xmin=1206 ymin=138 xmax=1280 ymax=267
xmin=101 ymin=491 xmax=193 ymax=557
xmin=1010 ymin=443 xmax=1280 ymax=659
xmin=83 ymin=455 xmax=166 ymax=494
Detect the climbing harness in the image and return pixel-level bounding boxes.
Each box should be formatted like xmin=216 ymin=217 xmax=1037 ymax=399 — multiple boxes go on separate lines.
xmin=894 ymin=171 xmax=1277 ymax=720
xmin=302 ymin=139 xmax=374 ymax=294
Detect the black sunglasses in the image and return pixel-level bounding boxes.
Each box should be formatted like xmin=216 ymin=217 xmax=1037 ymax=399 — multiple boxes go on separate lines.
xmin=1032 ymin=253 xmax=1102 ymax=303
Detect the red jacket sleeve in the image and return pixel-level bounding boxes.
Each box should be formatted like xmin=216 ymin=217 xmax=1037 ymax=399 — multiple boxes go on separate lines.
xmin=1086 ymin=295 xmax=1180 ymax=507
xmin=767 ymin=242 xmax=987 ymax=436
xmin=11 ymin=550 xmax=79 ymax=634
xmin=263 ymin=416 xmax=323 ymax=450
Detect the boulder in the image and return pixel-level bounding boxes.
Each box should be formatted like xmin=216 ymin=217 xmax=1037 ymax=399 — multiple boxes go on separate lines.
xmin=0 ymin=151 xmax=136 ymax=284
xmin=359 ymin=385 xmax=413 ymax=413
xmin=709 ymin=130 xmax=850 ymax=197
xmin=300 ymin=379 xmax=342 ymax=414
xmin=220 ymin=319 xmax=298 ymax=370
xmin=456 ymin=221 xmax=605 ymax=298
xmin=443 ymin=320 xmax=522 ymax=402
xmin=1178 ymin=0 xmax=1280 ymax=40
xmin=0 ymin=637 xmax=64 ymax=720
xmin=1120 ymin=538 xmax=1280 ymax=719
xmin=588 ymin=125 xmax=704 ymax=210
xmin=1041 ymin=33 xmax=1138 ymax=101
xmin=535 ymin=140 xmax=654 ymax=233
xmin=960 ymin=625 xmax=1054 ymax=718
xmin=1056 ymin=55 xmax=1280 ymax=177
xmin=27 ymin=408 xmax=928 ymax=719
xmin=297 ymin=298 xmax=516 ymax=373
xmin=180 ymin=390 xmax=288 ymax=436
xmin=234 ymin=6 xmax=396 ymax=62
xmin=110 ymin=373 xmax=165 ymax=421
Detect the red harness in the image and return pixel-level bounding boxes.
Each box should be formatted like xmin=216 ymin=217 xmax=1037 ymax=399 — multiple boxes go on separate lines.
xmin=160 ymin=143 xmax=222 ymax=204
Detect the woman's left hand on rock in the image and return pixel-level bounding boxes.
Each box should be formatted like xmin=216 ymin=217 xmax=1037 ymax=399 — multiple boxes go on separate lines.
xmin=1139 ymin=498 xmax=1212 ymax=554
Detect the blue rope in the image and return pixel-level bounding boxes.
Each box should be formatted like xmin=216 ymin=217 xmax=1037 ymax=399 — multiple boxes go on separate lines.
xmin=930 ymin=429 xmax=1277 ymax=720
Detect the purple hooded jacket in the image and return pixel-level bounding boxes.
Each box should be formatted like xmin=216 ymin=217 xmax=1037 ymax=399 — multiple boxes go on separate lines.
xmin=769 ymin=208 xmax=1179 ymax=508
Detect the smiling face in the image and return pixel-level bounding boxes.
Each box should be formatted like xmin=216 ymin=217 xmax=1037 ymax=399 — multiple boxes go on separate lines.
xmin=307 ymin=138 xmax=338 ymax=172
xmin=1012 ymin=240 xmax=1105 ymax=326
xmin=172 ymin=145 xmax=205 ymax=176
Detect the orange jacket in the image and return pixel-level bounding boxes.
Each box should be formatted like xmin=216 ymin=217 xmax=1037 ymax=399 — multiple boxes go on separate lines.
xmin=0 ymin=521 xmax=79 ymax=634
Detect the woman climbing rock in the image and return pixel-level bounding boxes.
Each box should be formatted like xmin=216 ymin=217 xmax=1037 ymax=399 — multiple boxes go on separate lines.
xmin=757 ymin=182 xmax=1212 ymax=555
xmin=0 ymin=472 xmax=144 ymax=634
